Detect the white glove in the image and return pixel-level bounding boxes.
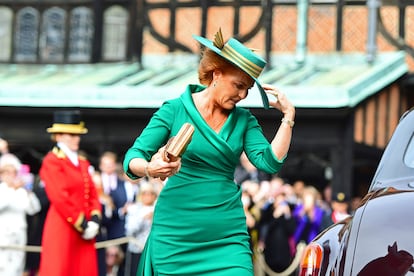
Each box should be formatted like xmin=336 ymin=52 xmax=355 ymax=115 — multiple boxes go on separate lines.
xmin=82 ymin=221 xmax=99 ymax=240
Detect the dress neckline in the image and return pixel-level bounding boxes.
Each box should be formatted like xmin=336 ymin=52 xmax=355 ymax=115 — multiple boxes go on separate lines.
xmin=184 ymin=84 xmax=234 ymax=135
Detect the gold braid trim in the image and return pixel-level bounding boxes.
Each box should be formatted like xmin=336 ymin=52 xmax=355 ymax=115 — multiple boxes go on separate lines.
xmin=73 ymin=212 xmax=85 ymax=232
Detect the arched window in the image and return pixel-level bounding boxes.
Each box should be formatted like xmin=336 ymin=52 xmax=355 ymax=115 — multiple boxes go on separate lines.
xmin=102 ymin=5 xmax=128 ymax=61
xmin=68 ymin=7 xmax=94 ymax=62
xmin=15 ymin=7 xmax=39 ymax=62
xmin=0 ymin=1 xmax=138 ymax=63
xmin=40 ymin=7 xmax=66 ymax=62
xmin=0 ymin=7 xmax=13 ymax=61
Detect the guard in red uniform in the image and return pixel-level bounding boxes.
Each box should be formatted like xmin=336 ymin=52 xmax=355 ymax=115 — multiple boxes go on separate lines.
xmin=39 ymin=110 xmax=102 ymax=276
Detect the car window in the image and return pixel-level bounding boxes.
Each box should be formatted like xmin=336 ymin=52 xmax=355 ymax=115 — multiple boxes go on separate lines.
xmin=404 ymin=133 xmax=414 ymax=168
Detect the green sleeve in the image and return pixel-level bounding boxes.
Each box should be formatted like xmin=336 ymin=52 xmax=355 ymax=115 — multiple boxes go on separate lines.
xmin=123 ymin=101 xmax=176 ymax=179
xmin=243 ymin=111 xmax=285 ymax=174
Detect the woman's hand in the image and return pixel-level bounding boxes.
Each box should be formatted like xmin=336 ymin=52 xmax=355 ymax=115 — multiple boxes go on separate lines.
xmin=264 ymin=83 xmax=296 ymax=159
xmin=263 ymin=84 xmax=295 ymax=119
xmin=147 ymin=146 xmax=182 ymax=180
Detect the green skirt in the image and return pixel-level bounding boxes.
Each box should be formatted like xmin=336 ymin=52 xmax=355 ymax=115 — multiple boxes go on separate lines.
xmin=137 ymin=175 xmax=254 ymax=276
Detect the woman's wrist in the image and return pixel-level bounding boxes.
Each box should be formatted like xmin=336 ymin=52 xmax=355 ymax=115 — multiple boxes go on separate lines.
xmin=144 ymin=162 xmax=151 ymax=178
xmin=282 ymin=108 xmax=295 ymax=120
xmin=281 ymin=117 xmax=295 ymax=128
xmin=281 ymin=108 xmax=295 ymax=128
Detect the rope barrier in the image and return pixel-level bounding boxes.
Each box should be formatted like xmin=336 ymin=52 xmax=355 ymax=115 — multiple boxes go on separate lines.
xmin=1 ymin=237 xmax=307 ymax=276
xmin=0 ymin=244 xmax=42 ymax=253
xmin=95 ymin=236 xmax=131 ymax=249
xmin=0 ymin=236 xmax=133 ymax=253
xmin=254 ymin=242 xmax=307 ymax=276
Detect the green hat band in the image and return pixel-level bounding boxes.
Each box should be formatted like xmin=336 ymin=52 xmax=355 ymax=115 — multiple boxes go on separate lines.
xmin=221 ymin=39 xmax=265 ymax=79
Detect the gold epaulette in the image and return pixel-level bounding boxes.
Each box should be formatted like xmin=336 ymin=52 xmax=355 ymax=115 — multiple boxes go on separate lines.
xmin=52 ymin=146 xmax=66 ymax=159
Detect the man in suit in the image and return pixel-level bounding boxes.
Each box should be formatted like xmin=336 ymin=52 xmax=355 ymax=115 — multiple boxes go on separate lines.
xmin=99 ymin=151 xmax=137 ymax=238
xmin=99 ymin=151 xmax=137 ymax=275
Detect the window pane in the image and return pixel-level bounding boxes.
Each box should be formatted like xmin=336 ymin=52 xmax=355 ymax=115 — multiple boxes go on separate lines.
xmin=102 ymin=5 xmax=128 ymax=61
xmin=40 ymin=7 xmax=66 ymax=62
xmin=0 ymin=7 xmax=13 ymax=61
xmin=15 ymin=7 xmax=39 ymax=62
xmin=68 ymin=7 xmax=94 ymax=62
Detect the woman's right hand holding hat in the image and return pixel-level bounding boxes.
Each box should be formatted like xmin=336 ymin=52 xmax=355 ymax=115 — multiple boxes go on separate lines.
xmin=263 ymin=84 xmax=295 ymax=120
xmin=266 ymin=83 xmax=296 ymax=160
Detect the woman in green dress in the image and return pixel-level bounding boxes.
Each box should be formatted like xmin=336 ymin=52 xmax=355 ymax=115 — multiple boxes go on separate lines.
xmin=123 ymin=29 xmax=295 ymax=276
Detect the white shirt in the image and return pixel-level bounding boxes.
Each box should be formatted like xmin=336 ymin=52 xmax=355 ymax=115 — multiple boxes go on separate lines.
xmin=101 ymin=173 xmax=118 ymax=194
xmin=57 ymin=142 xmax=79 ymax=166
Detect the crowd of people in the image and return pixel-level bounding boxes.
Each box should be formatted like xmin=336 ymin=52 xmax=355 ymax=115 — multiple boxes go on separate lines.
xmin=0 ymin=124 xmax=358 ymax=276
xmin=235 ymin=157 xmax=357 ymax=274
xmin=0 ymin=113 xmax=162 ymax=276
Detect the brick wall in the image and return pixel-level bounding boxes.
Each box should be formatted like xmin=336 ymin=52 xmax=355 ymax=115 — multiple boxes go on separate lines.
xmin=142 ymin=4 xmax=414 ymax=71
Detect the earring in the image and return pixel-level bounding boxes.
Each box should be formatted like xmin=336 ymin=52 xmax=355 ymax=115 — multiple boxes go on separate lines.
xmin=213 ymin=82 xmax=216 ymax=88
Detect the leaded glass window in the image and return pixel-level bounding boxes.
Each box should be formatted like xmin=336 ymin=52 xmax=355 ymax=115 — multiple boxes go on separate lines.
xmin=68 ymin=7 xmax=94 ymax=62
xmin=40 ymin=7 xmax=66 ymax=62
xmin=102 ymin=5 xmax=128 ymax=61
xmin=15 ymin=7 xmax=39 ymax=62
xmin=0 ymin=7 xmax=13 ymax=61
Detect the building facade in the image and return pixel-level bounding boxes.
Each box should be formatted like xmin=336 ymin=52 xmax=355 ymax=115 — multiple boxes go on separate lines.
xmin=1 ymin=0 xmax=414 ymax=198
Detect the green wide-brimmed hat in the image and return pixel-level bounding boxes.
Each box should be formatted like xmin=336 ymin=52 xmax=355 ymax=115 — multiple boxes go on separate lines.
xmin=193 ymin=29 xmax=269 ymax=109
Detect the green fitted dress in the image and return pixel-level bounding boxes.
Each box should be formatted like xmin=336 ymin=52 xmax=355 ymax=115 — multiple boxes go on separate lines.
xmin=124 ymin=84 xmax=285 ymax=275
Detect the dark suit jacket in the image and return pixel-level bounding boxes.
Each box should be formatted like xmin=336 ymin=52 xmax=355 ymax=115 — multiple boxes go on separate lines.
xmin=108 ymin=178 xmax=135 ymax=239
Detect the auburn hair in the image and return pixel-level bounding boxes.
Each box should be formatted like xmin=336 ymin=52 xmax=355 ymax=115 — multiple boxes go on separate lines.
xmin=197 ymin=48 xmax=239 ymax=86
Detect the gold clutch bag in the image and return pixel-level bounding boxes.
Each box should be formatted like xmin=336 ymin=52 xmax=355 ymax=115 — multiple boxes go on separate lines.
xmin=163 ymin=123 xmax=195 ymax=162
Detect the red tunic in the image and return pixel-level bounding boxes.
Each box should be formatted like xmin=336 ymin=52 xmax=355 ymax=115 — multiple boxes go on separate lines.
xmin=39 ymin=147 xmax=101 ymax=276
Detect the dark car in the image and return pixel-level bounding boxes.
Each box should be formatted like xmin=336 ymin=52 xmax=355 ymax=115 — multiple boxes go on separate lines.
xmin=298 ymin=107 xmax=414 ymax=276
